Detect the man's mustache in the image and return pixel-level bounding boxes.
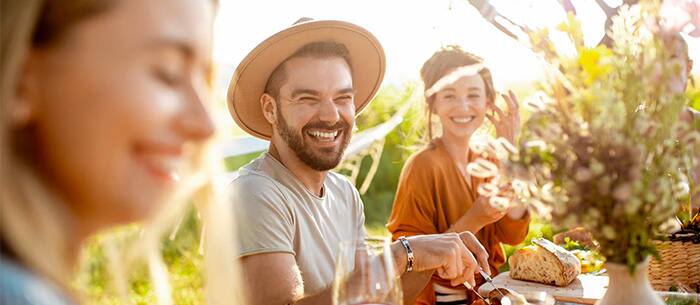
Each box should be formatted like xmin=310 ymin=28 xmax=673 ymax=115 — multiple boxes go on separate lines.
xmin=302 ymin=120 xmax=351 ymax=132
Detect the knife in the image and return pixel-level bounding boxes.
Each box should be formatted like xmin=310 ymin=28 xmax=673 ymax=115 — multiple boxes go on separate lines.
xmin=480 ymin=270 xmax=505 ymax=299
xmin=463 ymin=280 xmax=490 ymax=304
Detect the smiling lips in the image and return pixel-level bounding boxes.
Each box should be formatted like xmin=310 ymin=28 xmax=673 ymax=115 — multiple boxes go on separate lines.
xmin=306 ymin=129 xmax=341 ymax=143
xmin=451 ymin=115 xmax=476 ymax=124
xmin=133 ymin=143 xmax=184 ymax=183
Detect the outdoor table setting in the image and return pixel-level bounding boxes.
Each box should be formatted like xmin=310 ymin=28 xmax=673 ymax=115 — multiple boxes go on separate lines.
xmin=334 ymin=235 xmax=700 ymax=305
xmin=475 ymin=269 xmax=700 ymax=305
xmin=467 ymin=230 xmax=700 ymax=305
xmin=476 ymin=273 xmax=700 ymax=305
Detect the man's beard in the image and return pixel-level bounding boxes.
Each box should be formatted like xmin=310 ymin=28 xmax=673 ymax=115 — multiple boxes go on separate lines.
xmin=276 ymin=111 xmax=352 ymax=171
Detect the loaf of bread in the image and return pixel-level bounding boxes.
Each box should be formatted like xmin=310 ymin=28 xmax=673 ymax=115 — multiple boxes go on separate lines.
xmin=508 ymin=238 xmax=581 ymax=287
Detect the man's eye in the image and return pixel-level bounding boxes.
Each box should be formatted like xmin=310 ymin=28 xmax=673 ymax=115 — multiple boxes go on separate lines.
xmin=336 ymin=96 xmax=353 ymax=103
xmin=299 ymin=97 xmax=317 ymax=102
xmin=468 ymin=94 xmax=481 ymax=99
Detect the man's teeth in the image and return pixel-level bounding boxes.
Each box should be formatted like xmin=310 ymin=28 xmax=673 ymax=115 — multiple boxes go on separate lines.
xmin=308 ymin=130 xmax=339 ymax=141
xmin=452 ymin=116 xmax=475 ymax=124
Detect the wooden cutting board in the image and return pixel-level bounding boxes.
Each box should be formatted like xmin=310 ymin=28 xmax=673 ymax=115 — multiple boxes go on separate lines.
xmin=477 ymin=272 xmax=609 ymax=304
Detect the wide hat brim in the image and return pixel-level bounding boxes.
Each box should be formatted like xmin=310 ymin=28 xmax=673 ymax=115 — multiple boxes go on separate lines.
xmin=226 ymin=20 xmax=386 ymax=140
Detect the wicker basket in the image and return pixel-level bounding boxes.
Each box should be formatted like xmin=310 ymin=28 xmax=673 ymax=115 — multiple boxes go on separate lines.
xmin=648 ymin=240 xmax=700 ymax=292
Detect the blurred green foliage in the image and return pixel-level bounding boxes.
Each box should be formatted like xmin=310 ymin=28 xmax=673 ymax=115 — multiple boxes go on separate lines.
xmin=77 ymin=209 xmax=204 ymax=304
xmin=354 ymin=83 xmax=426 ymax=227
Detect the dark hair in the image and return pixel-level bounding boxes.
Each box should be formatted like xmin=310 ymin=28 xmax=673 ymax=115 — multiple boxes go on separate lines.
xmin=420 ymin=45 xmax=495 ymax=141
xmin=264 ymin=40 xmax=352 ymax=99
xmin=31 ymin=0 xmax=218 ymax=47
xmin=32 ymin=0 xmax=114 ymax=47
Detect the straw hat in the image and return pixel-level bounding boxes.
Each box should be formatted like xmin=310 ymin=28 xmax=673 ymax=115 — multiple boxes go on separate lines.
xmin=226 ymin=19 xmax=386 ymax=140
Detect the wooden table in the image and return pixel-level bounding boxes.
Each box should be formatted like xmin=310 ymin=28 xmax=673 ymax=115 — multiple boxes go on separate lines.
xmin=477 ymin=272 xmax=609 ymax=304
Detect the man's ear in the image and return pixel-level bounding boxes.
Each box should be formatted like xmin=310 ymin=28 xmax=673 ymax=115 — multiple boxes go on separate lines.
xmin=9 ymin=51 xmax=41 ymax=127
xmin=261 ymin=93 xmax=277 ymax=125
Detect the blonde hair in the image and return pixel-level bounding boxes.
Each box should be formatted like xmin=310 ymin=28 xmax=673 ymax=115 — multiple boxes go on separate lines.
xmin=0 ymin=1 xmax=244 ymax=304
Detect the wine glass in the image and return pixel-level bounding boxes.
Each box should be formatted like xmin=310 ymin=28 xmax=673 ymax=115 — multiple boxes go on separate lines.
xmin=332 ymin=238 xmax=403 ymax=305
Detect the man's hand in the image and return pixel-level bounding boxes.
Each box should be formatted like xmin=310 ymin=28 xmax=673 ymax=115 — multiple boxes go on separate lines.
xmin=395 ymin=232 xmax=489 ymax=287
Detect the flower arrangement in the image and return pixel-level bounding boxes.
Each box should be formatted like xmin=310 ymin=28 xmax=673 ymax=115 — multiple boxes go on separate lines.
xmin=468 ymin=2 xmax=700 ymax=272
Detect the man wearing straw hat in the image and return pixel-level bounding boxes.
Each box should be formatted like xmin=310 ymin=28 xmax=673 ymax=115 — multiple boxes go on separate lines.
xmin=227 ymin=19 xmax=490 ymax=305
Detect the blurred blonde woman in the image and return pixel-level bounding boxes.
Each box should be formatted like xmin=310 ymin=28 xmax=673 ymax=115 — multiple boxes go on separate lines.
xmin=1 ymin=0 xmax=241 ymax=304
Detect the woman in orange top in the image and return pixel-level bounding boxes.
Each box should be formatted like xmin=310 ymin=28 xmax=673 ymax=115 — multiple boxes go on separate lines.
xmin=387 ymin=46 xmax=530 ymax=305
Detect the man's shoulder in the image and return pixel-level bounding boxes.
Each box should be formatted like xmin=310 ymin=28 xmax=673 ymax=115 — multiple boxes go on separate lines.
xmin=230 ymin=154 xmax=286 ymax=190
xmin=230 ymin=169 xmax=279 ymax=190
xmin=229 ymin=172 xmax=283 ymax=200
xmin=228 ymin=166 xmax=291 ymax=211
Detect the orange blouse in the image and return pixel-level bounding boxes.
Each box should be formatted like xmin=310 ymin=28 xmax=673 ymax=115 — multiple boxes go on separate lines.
xmin=387 ymin=138 xmax=530 ymax=305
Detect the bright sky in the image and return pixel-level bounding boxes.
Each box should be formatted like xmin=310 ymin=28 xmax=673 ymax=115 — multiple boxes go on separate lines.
xmin=213 ymin=0 xmax=699 ymax=86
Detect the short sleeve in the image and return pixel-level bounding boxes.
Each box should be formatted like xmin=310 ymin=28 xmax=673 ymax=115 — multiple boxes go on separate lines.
xmin=228 ymin=174 xmax=296 ymax=258
xmin=352 ymin=187 xmax=368 ymax=248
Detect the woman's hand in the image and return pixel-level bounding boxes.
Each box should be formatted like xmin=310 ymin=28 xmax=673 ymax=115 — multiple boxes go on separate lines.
xmin=470 ymin=196 xmax=507 ymax=228
xmin=486 ymin=90 xmax=520 ymax=144
xmin=448 ymin=183 xmax=524 ymax=234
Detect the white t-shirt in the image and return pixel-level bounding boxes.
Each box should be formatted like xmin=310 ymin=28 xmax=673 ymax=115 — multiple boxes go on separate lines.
xmin=229 ymin=153 xmax=367 ymax=295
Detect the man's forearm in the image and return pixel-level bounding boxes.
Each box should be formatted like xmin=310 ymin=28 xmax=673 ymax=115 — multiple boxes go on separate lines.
xmin=391 ymin=239 xmax=437 ymax=304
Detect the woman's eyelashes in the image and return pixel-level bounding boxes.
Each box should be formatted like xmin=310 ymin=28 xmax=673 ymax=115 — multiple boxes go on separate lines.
xmin=152 ymin=49 xmax=188 ymax=87
xmin=153 ymin=66 xmax=183 ymax=87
